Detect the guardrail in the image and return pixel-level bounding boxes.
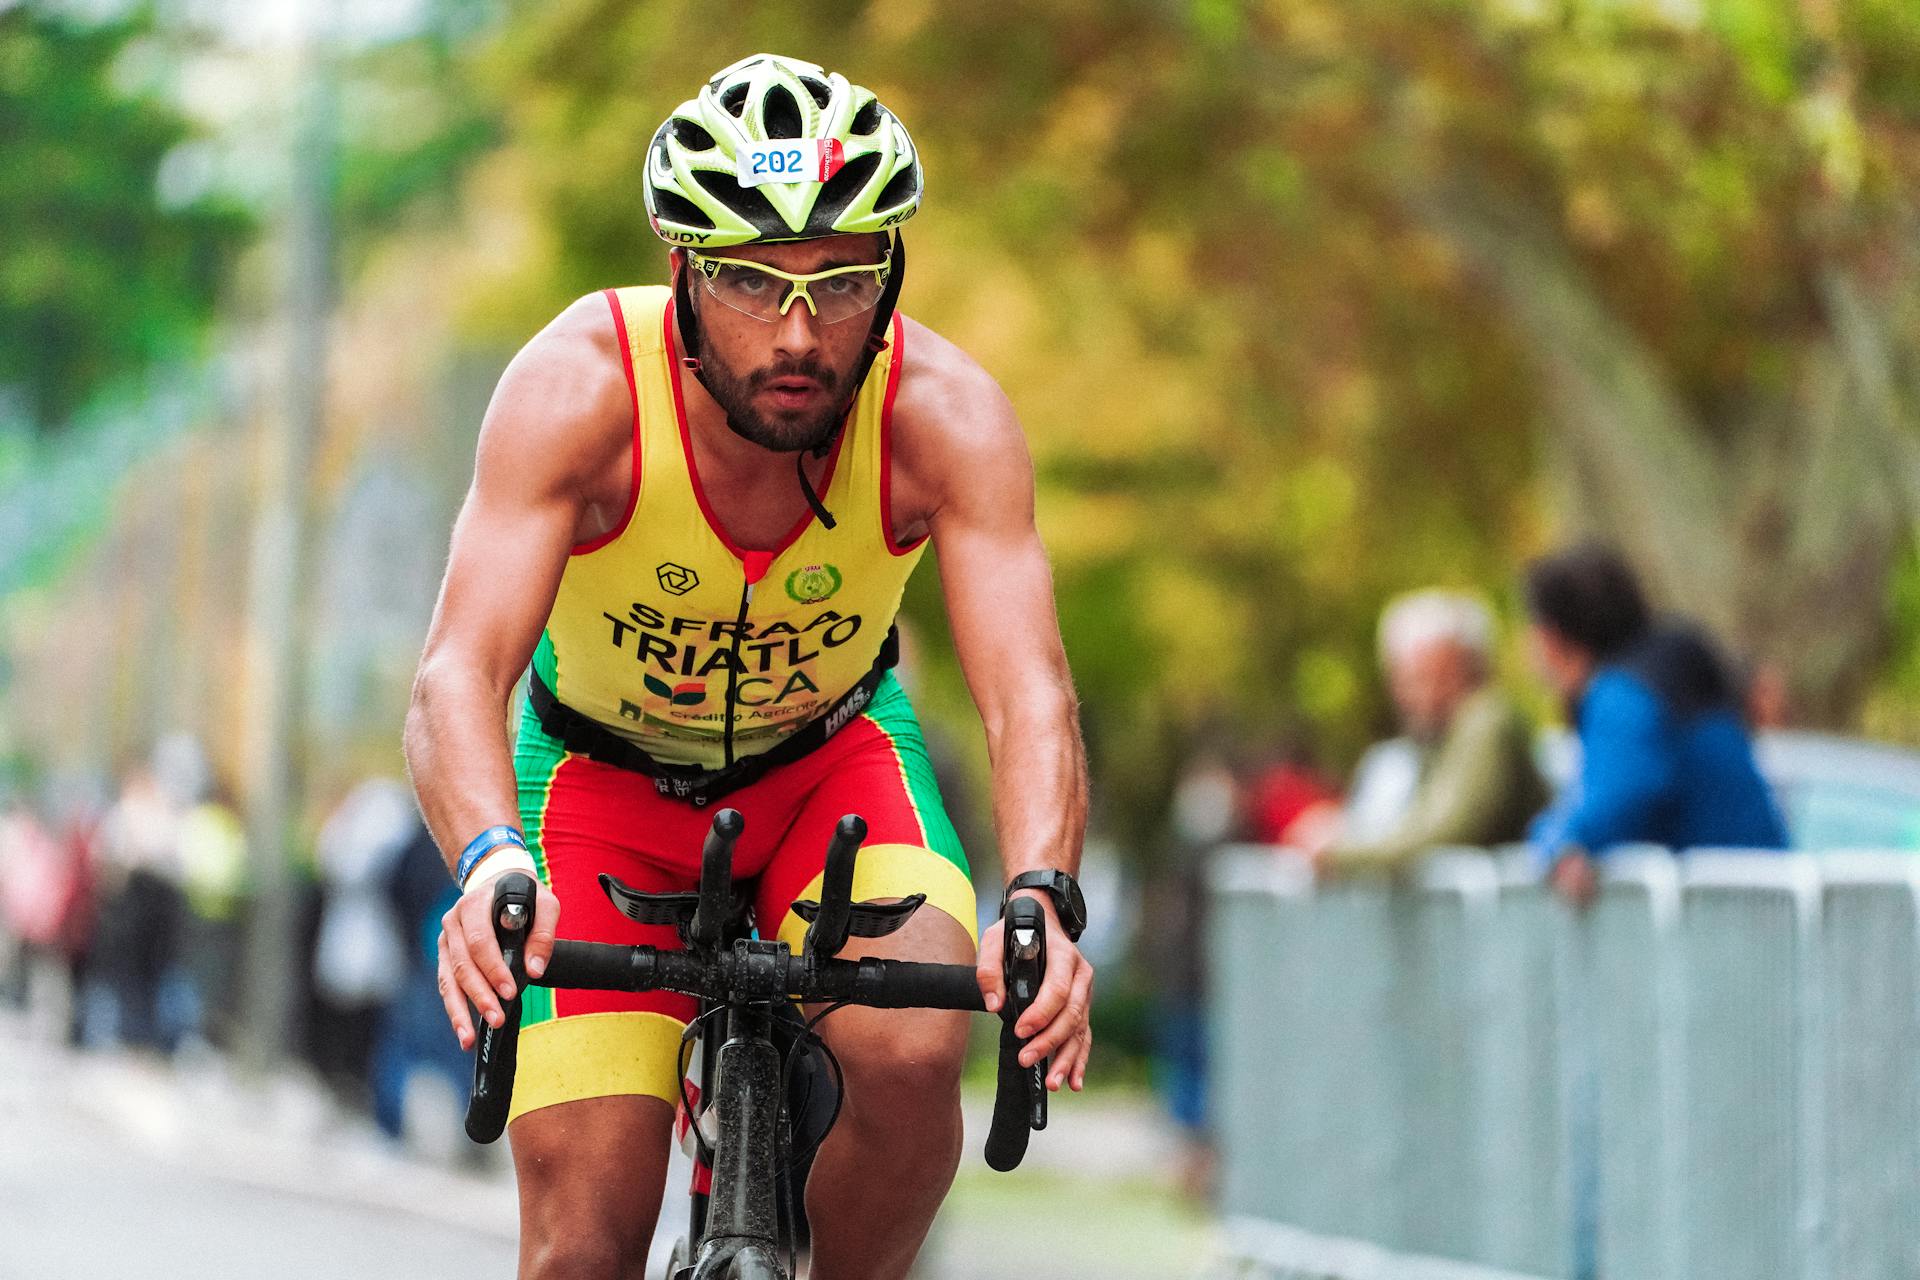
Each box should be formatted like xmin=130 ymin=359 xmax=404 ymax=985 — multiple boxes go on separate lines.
xmin=1209 ymin=846 xmax=1920 ymax=1280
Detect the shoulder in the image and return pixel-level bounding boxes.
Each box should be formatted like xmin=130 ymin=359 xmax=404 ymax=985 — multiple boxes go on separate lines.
xmin=890 ymin=315 xmax=1029 ymax=473
xmin=477 ymin=293 xmax=631 ymax=488
xmin=1582 ymin=667 xmax=1671 ymax=735
xmin=494 ymin=293 xmax=628 ymax=427
xmin=1452 ymin=687 xmax=1532 ymax=743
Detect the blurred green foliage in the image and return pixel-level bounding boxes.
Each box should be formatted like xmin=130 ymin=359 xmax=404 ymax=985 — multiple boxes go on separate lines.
xmin=0 ymin=4 xmax=251 ymax=432
xmin=436 ymin=0 xmax=1920 ymax=825
xmin=10 ymin=0 xmax=1920 ymax=854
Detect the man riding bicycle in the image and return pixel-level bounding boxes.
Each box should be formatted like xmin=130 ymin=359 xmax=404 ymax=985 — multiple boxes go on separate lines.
xmin=405 ymin=54 xmax=1092 ymax=1278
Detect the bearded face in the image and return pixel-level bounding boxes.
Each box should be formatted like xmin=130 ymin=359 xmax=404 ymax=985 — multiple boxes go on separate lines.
xmin=677 ymin=233 xmax=890 ymax=454
xmin=690 ymin=316 xmax=848 ymax=454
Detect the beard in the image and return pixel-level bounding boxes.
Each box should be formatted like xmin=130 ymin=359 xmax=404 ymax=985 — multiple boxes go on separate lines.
xmin=696 ymin=343 xmax=848 ymax=454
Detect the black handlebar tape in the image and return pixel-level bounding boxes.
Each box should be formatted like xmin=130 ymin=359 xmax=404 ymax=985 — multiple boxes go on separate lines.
xmin=538 ymin=939 xmax=655 ymax=991
xmin=464 ymin=872 xmax=537 ymax=1144
xmin=985 ymin=896 xmax=1048 ymax=1172
xmin=689 ymin=808 xmax=745 ymax=948
xmin=805 ymin=814 xmax=868 ymax=960
xmin=793 ymin=957 xmax=985 ymax=1009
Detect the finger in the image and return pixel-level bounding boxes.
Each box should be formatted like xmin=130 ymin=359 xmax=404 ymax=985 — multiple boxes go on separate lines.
xmin=1052 ymin=1024 xmax=1093 ymax=1092
xmin=975 ymin=929 xmax=1004 ymax=1015
xmin=1022 ymin=958 xmax=1093 ymax=1065
xmin=461 ymin=901 xmax=519 ymax=1003
xmin=446 ymin=910 xmax=505 ymax=1029
xmin=436 ymin=931 xmax=474 ymax=1049
xmin=524 ymin=886 xmax=560 ymax=978
xmin=1015 ymin=941 xmax=1077 ymax=1040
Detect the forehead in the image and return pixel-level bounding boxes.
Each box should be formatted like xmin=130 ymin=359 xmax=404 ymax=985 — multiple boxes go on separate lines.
xmin=709 ymin=233 xmax=889 ymax=271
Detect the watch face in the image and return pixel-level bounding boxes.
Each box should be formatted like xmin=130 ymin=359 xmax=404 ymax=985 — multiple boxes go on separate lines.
xmin=1061 ymin=876 xmax=1088 ymax=933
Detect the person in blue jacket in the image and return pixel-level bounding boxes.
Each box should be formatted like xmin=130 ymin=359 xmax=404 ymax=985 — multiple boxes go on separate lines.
xmin=1523 ymin=544 xmax=1788 ymax=907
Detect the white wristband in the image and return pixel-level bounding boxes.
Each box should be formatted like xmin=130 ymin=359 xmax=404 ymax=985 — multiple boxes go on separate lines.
xmin=462 ymin=846 xmax=539 ymax=894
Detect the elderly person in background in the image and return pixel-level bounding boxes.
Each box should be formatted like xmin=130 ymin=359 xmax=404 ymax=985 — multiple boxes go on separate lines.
xmin=1305 ymin=590 xmax=1548 ymax=876
xmin=1523 ymin=544 xmax=1787 ymax=907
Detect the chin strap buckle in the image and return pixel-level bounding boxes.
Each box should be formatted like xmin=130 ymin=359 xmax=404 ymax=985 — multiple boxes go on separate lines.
xmin=681 ymin=356 xmax=703 ymax=372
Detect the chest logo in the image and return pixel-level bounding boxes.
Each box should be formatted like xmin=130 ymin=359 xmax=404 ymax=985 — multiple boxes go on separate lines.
xmin=657 ymin=562 xmax=700 ymax=596
xmin=785 ymin=563 xmax=843 ymax=605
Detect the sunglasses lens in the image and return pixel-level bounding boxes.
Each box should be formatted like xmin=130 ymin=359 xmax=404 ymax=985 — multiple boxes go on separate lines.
xmin=698 ymin=260 xmax=887 ymax=324
xmin=810 ymin=271 xmax=886 ymax=323
xmin=705 ymin=262 xmax=787 ymax=320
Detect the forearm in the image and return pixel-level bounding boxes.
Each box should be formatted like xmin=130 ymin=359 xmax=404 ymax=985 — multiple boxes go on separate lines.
xmin=984 ymin=675 xmax=1088 ymax=883
xmin=404 ymin=657 xmax=524 ymax=875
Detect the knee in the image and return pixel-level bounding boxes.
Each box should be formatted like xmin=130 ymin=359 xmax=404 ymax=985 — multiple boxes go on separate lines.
xmin=522 ymin=1232 xmax=633 ymax=1280
xmin=835 ymin=1009 xmax=967 ymax=1114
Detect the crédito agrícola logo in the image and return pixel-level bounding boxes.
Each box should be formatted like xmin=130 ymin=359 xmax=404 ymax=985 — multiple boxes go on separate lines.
xmin=785 ymin=563 xmax=843 ymax=605
xmin=644 ymin=674 xmax=707 ymax=706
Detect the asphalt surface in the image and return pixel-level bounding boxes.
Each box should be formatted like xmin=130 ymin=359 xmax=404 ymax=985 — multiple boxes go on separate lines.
xmin=0 ymin=1009 xmax=1209 ymax=1280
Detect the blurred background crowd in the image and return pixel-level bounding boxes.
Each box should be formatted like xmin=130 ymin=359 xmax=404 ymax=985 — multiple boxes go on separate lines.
xmin=3 ymin=0 xmax=1920 ymax=1274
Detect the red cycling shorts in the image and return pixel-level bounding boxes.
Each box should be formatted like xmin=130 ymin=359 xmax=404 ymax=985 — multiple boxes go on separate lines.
xmin=504 ymin=671 xmax=975 ymax=1124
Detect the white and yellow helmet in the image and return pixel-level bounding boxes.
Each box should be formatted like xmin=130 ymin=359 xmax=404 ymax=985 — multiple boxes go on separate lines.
xmin=645 ymin=54 xmax=924 ymax=247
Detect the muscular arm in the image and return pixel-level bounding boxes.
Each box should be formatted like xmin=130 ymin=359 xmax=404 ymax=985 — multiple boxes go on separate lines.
xmin=404 ymin=293 xmax=631 ymax=1042
xmin=894 ymin=323 xmax=1092 ymax=1089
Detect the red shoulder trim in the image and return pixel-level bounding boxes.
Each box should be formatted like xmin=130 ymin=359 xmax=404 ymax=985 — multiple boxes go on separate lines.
xmin=878 ymin=315 xmax=925 ymax=556
xmin=570 ymin=288 xmax=643 ymax=555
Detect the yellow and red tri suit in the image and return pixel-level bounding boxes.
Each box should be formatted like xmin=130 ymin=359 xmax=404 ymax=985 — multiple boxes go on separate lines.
xmin=507 ymin=286 xmax=974 ymax=1122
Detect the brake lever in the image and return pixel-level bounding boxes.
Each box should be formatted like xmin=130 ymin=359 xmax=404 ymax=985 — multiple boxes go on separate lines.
xmin=1002 ymin=896 xmax=1049 ymax=1131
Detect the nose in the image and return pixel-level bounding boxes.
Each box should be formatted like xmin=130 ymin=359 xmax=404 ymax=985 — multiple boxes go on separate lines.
xmin=771 ymin=292 xmax=823 ymax=361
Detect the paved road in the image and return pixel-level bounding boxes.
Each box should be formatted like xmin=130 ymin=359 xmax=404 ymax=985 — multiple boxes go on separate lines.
xmin=0 ymin=1014 xmax=1210 ymax=1279
xmin=1 ymin=1105 xmax=519 ymax=1279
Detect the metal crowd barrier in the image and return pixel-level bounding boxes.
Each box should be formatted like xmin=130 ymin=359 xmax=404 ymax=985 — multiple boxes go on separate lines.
xmin=1209 ymin=847 xmax=1920 ymax=1280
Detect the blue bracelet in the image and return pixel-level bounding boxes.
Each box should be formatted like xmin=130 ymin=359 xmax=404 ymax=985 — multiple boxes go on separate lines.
xmin=455 ymin=825 xmax=527 ymax=888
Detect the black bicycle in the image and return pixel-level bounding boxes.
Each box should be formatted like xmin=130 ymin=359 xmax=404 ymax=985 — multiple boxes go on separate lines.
xmin=463 ymin=808 xmax=1050 ymax=1280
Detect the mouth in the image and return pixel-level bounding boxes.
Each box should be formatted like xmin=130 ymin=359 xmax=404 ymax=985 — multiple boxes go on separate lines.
xmin=763 ymin=376 xmax=825 ymax=411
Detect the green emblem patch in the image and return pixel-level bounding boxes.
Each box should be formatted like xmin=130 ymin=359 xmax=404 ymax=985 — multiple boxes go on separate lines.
xmin=785 ymin=563 xmax=843 ymax=605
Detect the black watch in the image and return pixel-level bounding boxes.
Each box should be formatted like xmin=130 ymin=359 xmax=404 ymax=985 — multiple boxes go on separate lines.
xmin=1002 ymin=869 xmax=1087 ymax=943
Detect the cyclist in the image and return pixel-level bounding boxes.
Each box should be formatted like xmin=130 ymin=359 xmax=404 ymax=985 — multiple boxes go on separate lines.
xmin=406 ymin=54 xmax=1093 ymax=1279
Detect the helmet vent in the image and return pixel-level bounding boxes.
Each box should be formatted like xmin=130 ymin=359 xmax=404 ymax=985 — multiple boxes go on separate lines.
xmin=800 ymin=76 xmax=832 ymax=108
xmin=874 ymin=164 xmax=919 ymax=214
xmin=694 ymin=167 xmax=780 ymax=232
xmin=805 ymin=152 xmax=881 ymax=234
xmin=651 ymin=188 xmax=715 ymax=231
xmin=670 ymin=119 xmax=716 ymax=151
xmin=720 ymin=83 xmax=749 ymax=117
xmin=850 ymin=99 xmax=882 ymax=135
xmin=762 ymin=85 xmax=803 ymax=139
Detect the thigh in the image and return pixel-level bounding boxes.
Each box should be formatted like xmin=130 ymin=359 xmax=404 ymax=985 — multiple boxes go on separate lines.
xmin=510 ymin=1093 xmax=676 ymax=1277
xmin=512 ymin=708 xmax=709 ymax=1122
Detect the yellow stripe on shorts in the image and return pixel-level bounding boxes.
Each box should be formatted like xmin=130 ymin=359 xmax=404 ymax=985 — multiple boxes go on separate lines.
xmin=507 ymin=1009 xmax=687 ymax=1123
xmin=774 ymin=842 xmax=980 ymax=953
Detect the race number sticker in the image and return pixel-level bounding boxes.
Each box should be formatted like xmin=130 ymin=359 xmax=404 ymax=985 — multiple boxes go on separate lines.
xmin=735 ymin=138 xmax=845 ymax=187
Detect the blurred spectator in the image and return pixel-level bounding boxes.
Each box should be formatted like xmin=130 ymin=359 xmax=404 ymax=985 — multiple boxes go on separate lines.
xmin=1243 ymin=736 xmax=1340 ymax=846
xmin=1523 ymin=544 xmax=1788 ymax=907
xmin=1148 ymin=749 xmax=1242 ymax=1199
xmin=1305 ymin=590 xmax=1548 ymax=876
xmin=175 ymin=782 xmax=249 ymax=1050
xmin=86 ymin=765 xmax=186 ymax=1051
xmin=369 ymin=812 xmax=469 ymax=1142
xmin=0 ymin=791 xmax=62 ymax=1007
xmin=1746 ymin=658 xmax=1793 ymax=732
xmin=310 ymin=778 xmax=415 ymax=1108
